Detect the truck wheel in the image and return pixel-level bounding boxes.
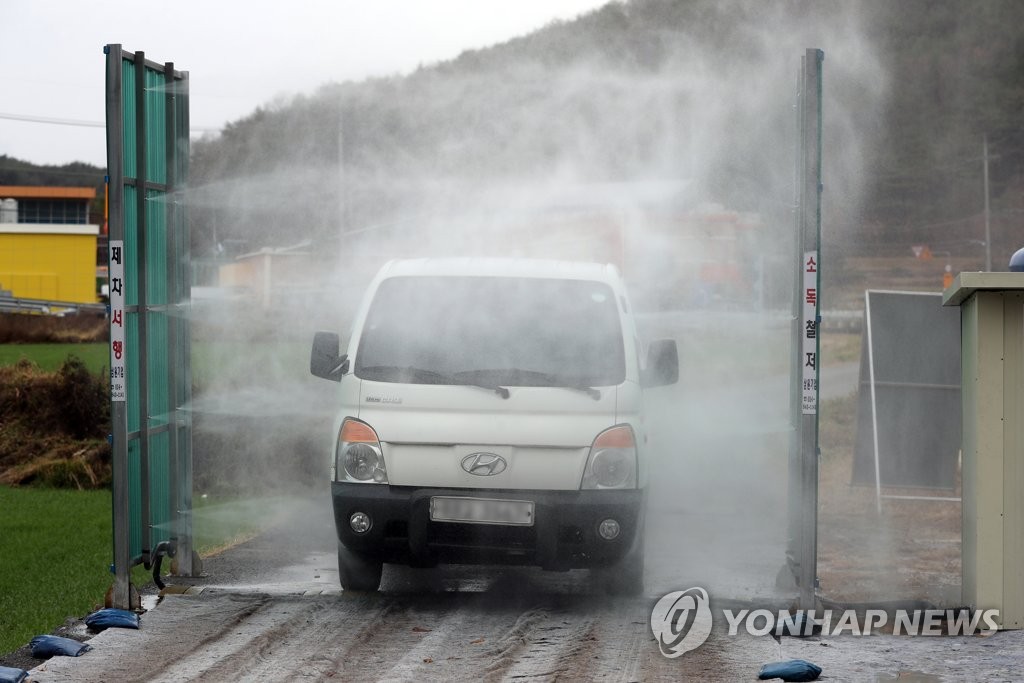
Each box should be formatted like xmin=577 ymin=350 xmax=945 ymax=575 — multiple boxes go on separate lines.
xmin=337 ymin=544 xmax=383 ymax=592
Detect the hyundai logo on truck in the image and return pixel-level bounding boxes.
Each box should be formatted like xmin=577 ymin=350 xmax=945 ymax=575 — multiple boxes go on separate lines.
xmin=461 ymin=452 xmax=507 ymax=476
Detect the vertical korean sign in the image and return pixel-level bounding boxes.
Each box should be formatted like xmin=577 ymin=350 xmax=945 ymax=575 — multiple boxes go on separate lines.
xmin=109 ymin=239 xmax=126 ymax=402
xmin=801 ymin=251 xmax=818 ymax=414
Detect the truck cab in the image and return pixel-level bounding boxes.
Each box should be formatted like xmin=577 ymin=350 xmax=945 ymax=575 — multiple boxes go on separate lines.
xmin=310 ymin=258 xmax=678 ymax=593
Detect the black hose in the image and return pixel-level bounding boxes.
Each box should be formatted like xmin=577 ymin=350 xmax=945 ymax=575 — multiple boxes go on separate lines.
xmin=151 ymin=540 xmax=177 ymax=590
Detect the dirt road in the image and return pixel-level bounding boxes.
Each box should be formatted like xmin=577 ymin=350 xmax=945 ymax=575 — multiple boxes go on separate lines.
xmin=24 ymin=488 xmax=781 ymax=682
xmin=25 ymin=502 xmax=1024 ymax=683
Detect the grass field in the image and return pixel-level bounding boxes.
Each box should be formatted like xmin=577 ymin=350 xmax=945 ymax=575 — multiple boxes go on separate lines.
xmin=0 ymin=487 xmax=125 ymax=655
xmin=0 ymin=340 xmax=309 ymax=387
xmin=0 ymin=486 xmax=272 ymax=655
xmin=0 ymin=343 xmax=107 ymax=374
xmin=190 ymin=340 xmax=311 ymax=391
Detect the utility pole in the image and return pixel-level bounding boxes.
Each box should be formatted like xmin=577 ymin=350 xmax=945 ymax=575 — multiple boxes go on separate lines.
xmin=338 ymin=104 xmax=346 ymax=233
xmin=983 ymin=134 xmax=992 ymax=272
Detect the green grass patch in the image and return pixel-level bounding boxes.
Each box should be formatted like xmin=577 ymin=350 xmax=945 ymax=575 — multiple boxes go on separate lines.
xmin=678 ymin=328 xmax=790 ymax=385
xmin=191 ymin=340 xmax=311 ymax=392
xmin=0 ymin=340 xmax=310 ymax=384
xmin=0 ymin=486 xmax=285 ymax=655
xmin=0 ymin=343 xmax=108 ymax=374
xmin=819 ymin=392 xmax=859 ymax=459
xmin=190 ymin=494 xmax=288 ymax=555
xmin=821 ymin=332 xmax=862 ymax=365
xmin=0 ymin=486 xmax=119 ymax=654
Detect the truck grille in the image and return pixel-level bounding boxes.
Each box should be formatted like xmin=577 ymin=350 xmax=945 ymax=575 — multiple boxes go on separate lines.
xmin=428 ymin=521 xmax=536 ymax=550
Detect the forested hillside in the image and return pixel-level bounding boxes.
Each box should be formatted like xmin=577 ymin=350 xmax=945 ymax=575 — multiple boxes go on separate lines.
xmin=185 ymin=0 xmax=1023 ymax=265
xmin=4 ymin=1 xmax=1021 ymax=266
xmin=865 ymin=0 xmax=1024 ymax=252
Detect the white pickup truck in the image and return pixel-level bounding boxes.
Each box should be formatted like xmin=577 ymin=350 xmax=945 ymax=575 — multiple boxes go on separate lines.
xmin=310 ymin=258 xmax=678 ymax=593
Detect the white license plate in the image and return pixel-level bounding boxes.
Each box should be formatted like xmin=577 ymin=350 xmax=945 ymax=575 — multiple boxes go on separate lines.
xmin=429 ymin=496 xmax=535 ymax=526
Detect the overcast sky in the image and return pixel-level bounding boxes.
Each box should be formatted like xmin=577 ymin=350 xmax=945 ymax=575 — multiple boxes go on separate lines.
xmin=1 ymin=0 xmax=609 ymax=168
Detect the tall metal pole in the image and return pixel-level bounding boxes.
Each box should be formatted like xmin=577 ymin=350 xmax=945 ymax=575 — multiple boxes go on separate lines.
xmin=134 ymin=51 xmax=152 ymax=567
xmin=164 ymin=62 xmax=194 ymax=577
xmin=983 ymin=134 xmax=992 ymax=272
xmin=105 ymin=43 xmax=131 ymax=610
xmin=795 ymin=48 xmax=823 ymax=610
xmin=178 ymin=69 xmax=196 ymax=577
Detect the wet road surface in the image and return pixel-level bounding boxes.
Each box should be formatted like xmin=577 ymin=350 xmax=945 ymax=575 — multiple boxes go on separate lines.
xmin=25 ymin=487 xmax=779 ymax=682
xmin=28 ymin=494 xmax=1024 ymax=683
xmin=27 ymin=358 xmax=1024 ymax=681
xmin=28 ymin=445 xmax=797 ymax=683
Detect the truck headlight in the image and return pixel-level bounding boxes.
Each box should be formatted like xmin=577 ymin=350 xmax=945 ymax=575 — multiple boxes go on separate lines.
xmin=336 ymin=418 xmax=388 ymax=484
xmin=581 ymin=425 xmax=637 ymax=489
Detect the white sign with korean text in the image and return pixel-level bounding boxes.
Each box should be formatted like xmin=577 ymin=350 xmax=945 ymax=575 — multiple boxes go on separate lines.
xmin=109 ymin=240 xmax=126 ymax=402
xmin=802 ymin=251 xmax=818 ymax=415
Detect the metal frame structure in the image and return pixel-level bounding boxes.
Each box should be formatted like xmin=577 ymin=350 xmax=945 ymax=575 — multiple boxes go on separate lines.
xmin=105 ymin=45 xmax=193 ymax=609
xmin=864 ymin=289 xmax=961 ymax=513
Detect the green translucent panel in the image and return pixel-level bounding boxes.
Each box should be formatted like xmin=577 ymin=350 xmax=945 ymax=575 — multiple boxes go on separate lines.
xmin=128 ymin=439 xmax=142 ymax=559
xmin=126 ymin=312 xmax=140 ymax=433
xmin=147 ymin=312 xmax=169 ymax=425
xmin=175 ymin=321 xmax=189 ymax=406
xmin=123 ymin=185 xmax=139 ymax=307
xmin=174 ymin=223 xmax=188 ymax=302
xmin=121 ymin=58 xmax=136 ymax=179
xmin=144 ymin=67 xmax=167 ymax=185
xmin=146 ymin=190 xmax=168 ymax=305
xmin=148 ymin=430 xmax=171 ymax=546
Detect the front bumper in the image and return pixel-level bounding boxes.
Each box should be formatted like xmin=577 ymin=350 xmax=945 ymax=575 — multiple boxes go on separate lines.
xmin=331 ymin=482 xmax=644 ymax=570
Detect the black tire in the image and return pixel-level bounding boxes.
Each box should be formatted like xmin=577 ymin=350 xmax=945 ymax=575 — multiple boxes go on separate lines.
xmin=337 ymin=544 xmax=383 ymax=592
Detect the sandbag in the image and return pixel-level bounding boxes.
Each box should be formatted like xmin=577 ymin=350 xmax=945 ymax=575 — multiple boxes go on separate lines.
xmin=30 ymin=634 xmax=92 ymax=658
xmin=84 ymin=607 xmax=140 ymax=632
xmin=758 ymin=659 xmax=823 ymax=682
xmin=0 ymin=666 xmax=27 ymax=683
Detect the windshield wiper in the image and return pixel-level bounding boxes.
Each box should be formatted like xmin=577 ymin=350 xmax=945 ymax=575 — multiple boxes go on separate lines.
xmin=455 ymin=369 xmax=602 ymax=401
xmin=359 ymin=365 xmax=509 ymax=399
xmin=554 ymin=383 xmax=602 ymax=400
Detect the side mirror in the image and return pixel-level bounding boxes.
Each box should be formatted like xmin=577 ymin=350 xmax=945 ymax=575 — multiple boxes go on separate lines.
xmin=642 ymin=338 xmax=678 ymax=388
xmin=310 ymin=331 xmax=349 ymax=382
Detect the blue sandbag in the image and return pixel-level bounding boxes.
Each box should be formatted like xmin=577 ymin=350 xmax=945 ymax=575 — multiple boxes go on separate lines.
xmin=0 ymin=666 xmax=27 ymax=683
xmin=758 ymin=659 xmax=823 ymax=682
xmin=30 ymin=634 xmax=92 ymax=658
xmin=84 ymin=608 xmax=140 ymax=632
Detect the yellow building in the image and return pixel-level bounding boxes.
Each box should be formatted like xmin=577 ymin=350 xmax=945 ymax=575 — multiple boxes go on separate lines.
xmin=0 ymin=186 xmax=100 ymax=303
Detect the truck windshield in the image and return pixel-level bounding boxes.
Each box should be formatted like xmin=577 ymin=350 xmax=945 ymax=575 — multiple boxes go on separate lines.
xmin=354 ymin=276 xmax=626 ymax=387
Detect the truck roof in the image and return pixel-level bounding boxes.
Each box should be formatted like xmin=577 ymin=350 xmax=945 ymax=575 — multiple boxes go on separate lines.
xmin=377 ymin=258 xmax=622 ymax=283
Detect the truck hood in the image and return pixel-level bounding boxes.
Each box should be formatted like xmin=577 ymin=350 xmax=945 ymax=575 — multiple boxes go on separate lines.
xmin=353 ymin=379 xmax=627 ymax=490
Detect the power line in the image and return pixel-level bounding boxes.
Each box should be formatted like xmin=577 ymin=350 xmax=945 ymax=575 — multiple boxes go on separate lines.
xmin=0 ymin=112 xmax=103 ymax=128
xmin=0 ymin=111 xmax=220 ymax=133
